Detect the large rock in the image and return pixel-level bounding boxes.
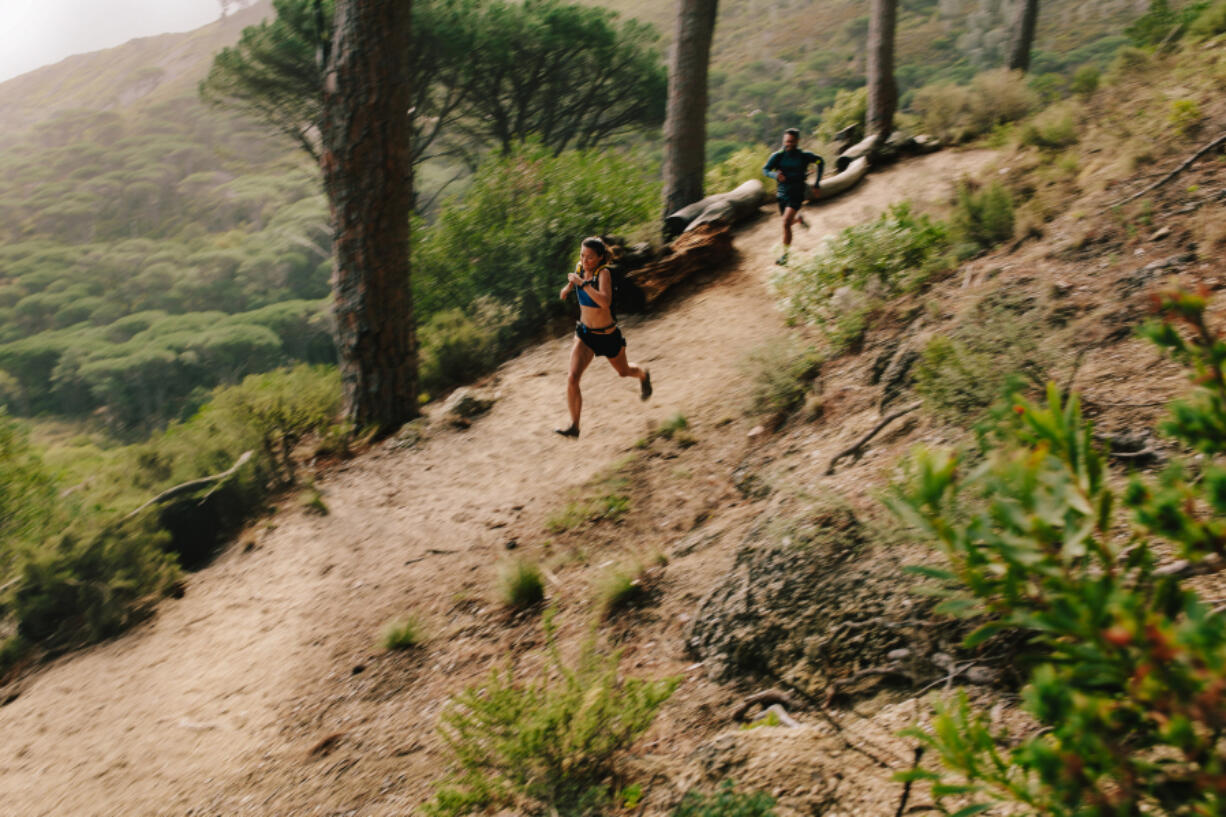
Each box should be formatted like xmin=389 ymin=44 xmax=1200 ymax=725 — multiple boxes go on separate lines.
xmin=685 ymin=508 xmax=927 ymax=689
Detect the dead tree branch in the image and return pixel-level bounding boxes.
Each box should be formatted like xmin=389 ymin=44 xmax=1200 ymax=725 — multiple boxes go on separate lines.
xmin=827 ymin=402 xmax=921 ymax=475
xmin=1107 ymin=132 xmax=1226 ymax=209
xmin=122 ymin=450 xmax=254 ymax=522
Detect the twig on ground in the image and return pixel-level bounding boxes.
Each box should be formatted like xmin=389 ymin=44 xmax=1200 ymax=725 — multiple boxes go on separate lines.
xmin=894 ymin=746 xmax=926 ymax=817
xmin=764 ymin=670 xmax=907 ymax=769
xmin=732 ymin=688 xmax=804 ymax=721
xmin=1061 ymin=347 xmax=1089 ymax=405
xmin=1156 ymin=553 xmax=1226 ymax=579
xmin=827 ymin=402 xmax=921 ymax=475
xmin=1107 ymin=132 xmax=1226 ymax=209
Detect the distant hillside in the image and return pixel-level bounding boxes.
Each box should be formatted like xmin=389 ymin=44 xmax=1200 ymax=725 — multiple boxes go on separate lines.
xmin=0 ymin=0 xmax=273 ymax=141
xmin=587 ymin=0 xmax=1150 ymax=146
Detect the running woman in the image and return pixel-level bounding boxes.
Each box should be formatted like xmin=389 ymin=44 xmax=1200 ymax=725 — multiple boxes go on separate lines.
xmin=555 ymin=237 xmax=652 ymax=438
xmin=763 ymin=127 xmax=825 ymax=265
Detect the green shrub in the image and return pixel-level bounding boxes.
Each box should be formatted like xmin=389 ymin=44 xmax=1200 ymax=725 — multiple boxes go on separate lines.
xmin=426 ymin=615 xmax=679 ymax=816
xmin=381 ymin=615 xmax=426 ymax=650
xmin=951 ymin=180 xmax=1014 ymax=255
xmin=418 ymin=301 xmax=514 ymax=397
xmin=1106 ymin=45 xmax=1152 ymax=80
xmin=913 ymin=292 xmax=1047 ymax=421
xmin=413 ymin=144 xmax=659 ymax=330
xmin=705 ymin=146 xmax=771 ymax=195
xmin=742 ymin=338 xmax=822 ymax=417
xmin=1190 ymin=0 xmax=1226 ymax=38
xmin=1070 ymin=65 xmax=1100 ymax=96
xmin=772 ymin=203 xmax=949 ymax=345
xmin=658 ymin=413 xmax=689 ymax=439
xmin=1019 ymin=103 xmax=1079 ymax=150
xmin=816 ymin=87 xmax=866 ymax=142
xmin=595 ymin=564 xmax=647 ymax=619
xmin=546 ymin=462 xmax=633 ymax=533
xmin=11 ymin=521 xmax=178 ymax=651
xmin=890 ymin=290 xmax=1226 ymax=815
xmin=499 ymin=559 xmax=545 ymax=609
xmin=672 ymin=781 xmax=776 ymax=817
xmin=1169 ymin=98 xmax=1203 ymax=136
xmin=912 ymin=70 xmax=1036 ymax=144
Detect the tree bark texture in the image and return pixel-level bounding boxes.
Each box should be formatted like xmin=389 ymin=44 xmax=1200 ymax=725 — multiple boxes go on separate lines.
xmin=320 ymin=0 xmax=417 ymax=433
xmin=1007 ymin=0 xmax=1040 ymax=72
xmin=662 ymin=0 xmax=719 ymax=222
xmin=865 ymin=0 xmax=898 ymax=143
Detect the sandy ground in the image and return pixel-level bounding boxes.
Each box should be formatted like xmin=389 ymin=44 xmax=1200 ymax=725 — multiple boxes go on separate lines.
xmin=0 ymin=150 xmax=1001 ymax=817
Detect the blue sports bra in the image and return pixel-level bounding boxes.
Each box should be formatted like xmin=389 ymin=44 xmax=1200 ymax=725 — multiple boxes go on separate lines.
xmin=575 ymin=264 xmax=606 ymax=308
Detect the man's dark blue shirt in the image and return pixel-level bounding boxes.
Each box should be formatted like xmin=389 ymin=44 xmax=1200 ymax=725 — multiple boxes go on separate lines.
xmin=763 ymin=148 xmax=825 ymax=202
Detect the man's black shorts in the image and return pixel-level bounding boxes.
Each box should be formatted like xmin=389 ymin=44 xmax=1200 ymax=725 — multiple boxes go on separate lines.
xmin=576 ymin=322 xmax=626 ymax=358
xmin=777 ymin=188 xmax=806 ymax=213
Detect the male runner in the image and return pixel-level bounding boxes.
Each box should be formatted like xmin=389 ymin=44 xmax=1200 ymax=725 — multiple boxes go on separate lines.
xmin=763 ymin=128 xmax=824 ymax=265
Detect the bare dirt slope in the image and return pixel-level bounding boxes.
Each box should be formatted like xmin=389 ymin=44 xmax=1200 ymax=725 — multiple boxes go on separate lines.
xmin=0 ymin=150 xmax=998 ymax=817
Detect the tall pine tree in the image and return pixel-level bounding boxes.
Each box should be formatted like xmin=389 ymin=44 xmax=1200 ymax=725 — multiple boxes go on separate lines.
xmin=320 ymin=0 xmax=418 ymax=432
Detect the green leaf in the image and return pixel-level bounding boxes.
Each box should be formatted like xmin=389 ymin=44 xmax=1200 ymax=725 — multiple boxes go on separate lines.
xmin=949 ymin=805 xmax=993 ymax=817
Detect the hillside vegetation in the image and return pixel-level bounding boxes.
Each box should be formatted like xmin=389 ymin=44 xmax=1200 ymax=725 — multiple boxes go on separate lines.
xmin=1 ymin=2 xmax=1226 ymax=812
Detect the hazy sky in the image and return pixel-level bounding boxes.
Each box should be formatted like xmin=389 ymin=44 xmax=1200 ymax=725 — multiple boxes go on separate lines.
xmin=0 ymin=0 xmax=224 ymax=84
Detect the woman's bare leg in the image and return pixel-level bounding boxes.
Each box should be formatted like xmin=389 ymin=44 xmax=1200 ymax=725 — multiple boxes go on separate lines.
xmin=608 ymin=347 xmax=651 ymax=400
xmin=559 ymin=336 xmax=594 ymax=436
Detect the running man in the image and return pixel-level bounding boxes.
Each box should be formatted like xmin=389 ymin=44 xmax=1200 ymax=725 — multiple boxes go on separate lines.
xmin=763 ymin=128 xmax=825 ymax=265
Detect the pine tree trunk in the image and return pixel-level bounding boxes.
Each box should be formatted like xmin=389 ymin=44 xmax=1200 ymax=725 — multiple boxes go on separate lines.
xmin=865 ymin=0 xmax=898 ymax=143
xmin=662 ymin=0 xmax=719 ymax=230
xmin=320 ymin=0 xmax=417 ymax=433
xmin=1007 ymin=0 xmax=1040 ymax=73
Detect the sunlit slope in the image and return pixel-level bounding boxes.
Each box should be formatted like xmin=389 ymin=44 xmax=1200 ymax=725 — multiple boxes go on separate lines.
xmin=0 ymin=0 xmax=273 ymax=140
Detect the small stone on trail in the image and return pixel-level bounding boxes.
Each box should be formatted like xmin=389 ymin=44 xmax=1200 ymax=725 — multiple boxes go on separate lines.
xmin=886 ymin=648 xmax=911 ymax=661
xmin=747 ymin=425 xmax=766 ymax=440
xmin=1149 ymin=226 xmax=1171 ymax=241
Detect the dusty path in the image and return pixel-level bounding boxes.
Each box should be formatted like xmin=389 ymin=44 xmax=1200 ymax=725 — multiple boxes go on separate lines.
xmin=0 ymin=150 xmax=996 ymax=817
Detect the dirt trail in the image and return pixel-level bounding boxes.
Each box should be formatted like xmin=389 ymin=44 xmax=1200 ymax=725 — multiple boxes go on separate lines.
xmin=0 ymin=149 xmax=996 ymax=817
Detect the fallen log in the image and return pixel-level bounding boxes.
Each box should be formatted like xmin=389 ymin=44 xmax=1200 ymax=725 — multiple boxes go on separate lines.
xmin=809 ymin=155 xmax=868 ymax=201
xmin=835 ymin=133 xmax=880 ymax=172
xmin=665 ymin=179 xmax=767 ymax=236
xmin=627 ymin=223 xmax=734 ymax=304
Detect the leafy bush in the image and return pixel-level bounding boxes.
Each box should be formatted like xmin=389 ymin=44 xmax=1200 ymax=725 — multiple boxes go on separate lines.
xmin=1019 ymin=103 xmax=1080 ymax=150
xmin=891 ymin=291 xmax=1226 ymax=815
xmin=1106 ymin=45 xmax=1153 ymax=80
xmin=705 ymin=146 xmax=772 ymax=197
xmin=427 ymin=615 xmax=679 ymax=816
xmin=10 ymin=522 xmax=177 ymax=650
xmin=1190 ymin=0 xmax=1226 ymax=38
xmin=913 ymin=70 xmax=1036 ymax=144
xmin=1168 ymin=98 xmax=1202 ymax=136
xmin=742 ymin=338 xmax=822 ymax=417
xmin=595 ymin=563 xmax=647 ymax=620
xmin=673 ymin=781 xmax=776 ymax=817
xmin=772 ymin=203 xmax=949 ymax=346
xmin=1126 ymin=0 xmax=1209 ymax=46
xmin=418 ymin=299 xmax=515 ymax=397
xmin=1070 ymin=65 xmax=1100 ymax=96
xmin=913 ymin=291 xmax=1048 ymax=421
xmin=951 ymin=180 xmax=1014 ymax=256
xmin=816 ymin=87 xmax=866 ymax=143
xmin=413 ymin=144 xmax=659 ymax=332
xmin=382 ymin=615 xmax=426 ymax=650
xmin=499 ymin=559 xmax=545 ymax=609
